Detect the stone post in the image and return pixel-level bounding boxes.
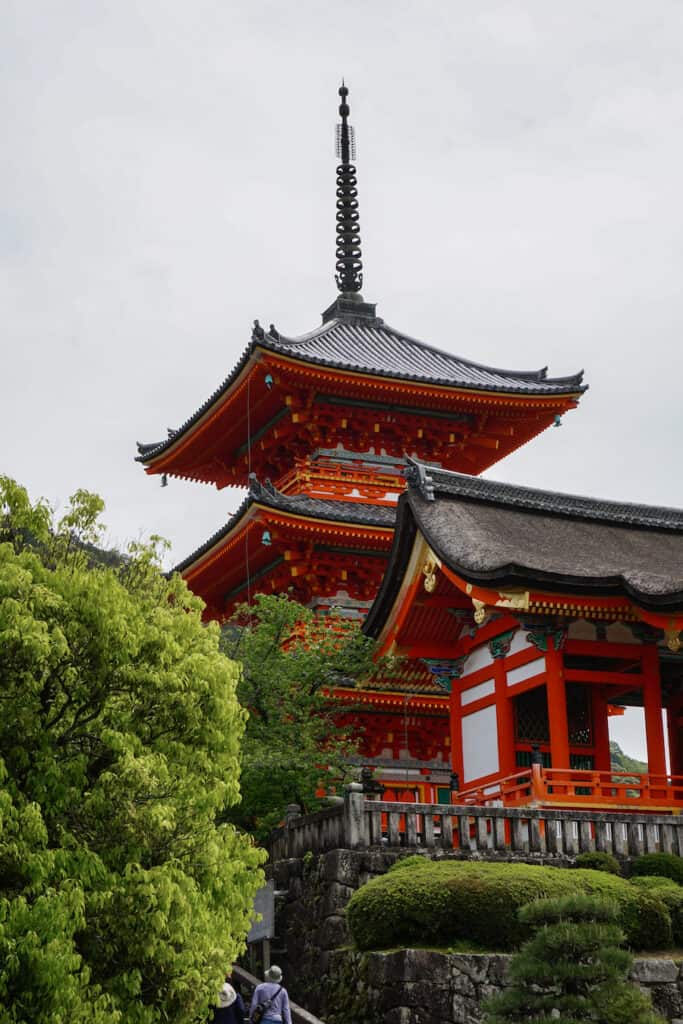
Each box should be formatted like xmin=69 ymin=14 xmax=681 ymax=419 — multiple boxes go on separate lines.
xmin=285 ymin=803 xmax=301 ymax=858
xmin=343 ymin=783 xmax=365 ymax=849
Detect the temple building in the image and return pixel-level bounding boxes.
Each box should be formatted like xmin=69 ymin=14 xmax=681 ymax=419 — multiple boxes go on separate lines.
xmin=137 ymin=85 xmax=604 ymax=804
xmin=364 ymin=462 xmax=683 ymax=811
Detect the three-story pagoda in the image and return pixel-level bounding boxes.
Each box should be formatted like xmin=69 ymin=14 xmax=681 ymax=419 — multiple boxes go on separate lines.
xmin=137 ymin=86 xmax=586 ymax=800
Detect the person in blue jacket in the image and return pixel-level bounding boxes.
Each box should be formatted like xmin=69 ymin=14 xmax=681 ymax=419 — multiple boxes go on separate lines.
xmin=249 ymin=965 xmax=292 ymax=1024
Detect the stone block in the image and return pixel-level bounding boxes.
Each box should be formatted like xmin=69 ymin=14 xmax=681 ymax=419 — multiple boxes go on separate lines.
xmin=322 ymin=849 xmax=361 ymax=887
xmin=451 ymin=954 xmax=491 ymax=985
xmin=485 ymin=955 xmax=512 ymax=987
xmin=450 ymin=991 xmax=480 ymax=1024
xmin=288 ymin=876 xmax=302 ymax=900
xmin=402 ymin=949 xmax=451 ymax=983
xmin=451 ymin=972 xmax=476 ymax=998
xmin=367 ymin=950 xmax=408 ymax=986
xmin=364 ymin=848 xmax=399 ymax=876
xmin=649 ymin=984 xmax=683 ymax=1021
xmin=321 ymin=881 xmax=355 ymax=917
xmin=318 ymin=914 xmax=348 ymax=949
xmin=631 ymin=959 xmax=679 ymax=984
xmin=391 ymin=980 xmax=450 ymax=1015
xmin=382 ymin=1008 xmax=413 ymax=1024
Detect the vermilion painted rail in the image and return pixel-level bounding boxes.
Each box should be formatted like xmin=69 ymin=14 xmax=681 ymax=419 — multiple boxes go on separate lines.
xmin=455 ymin=765 xmax=683 ymax=811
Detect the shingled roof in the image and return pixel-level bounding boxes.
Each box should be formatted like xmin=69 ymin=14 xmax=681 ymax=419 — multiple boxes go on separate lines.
xmin=259 ymin=308 xmax=586 ymax=393
xmin=136 ymin=304 xmax=586 ymax=464
xmin=172 ymin=474 xmax=395 ymax=575
xmin=364 ymin=462 xmax=683 ymax=635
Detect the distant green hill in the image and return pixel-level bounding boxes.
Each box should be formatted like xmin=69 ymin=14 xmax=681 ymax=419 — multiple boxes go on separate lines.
xmin=610 ymin=740 xmax=647 ymax=774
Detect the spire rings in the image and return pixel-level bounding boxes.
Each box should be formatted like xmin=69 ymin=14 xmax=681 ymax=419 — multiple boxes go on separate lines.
xmin=335 ymin=162 xmax=363 ymax=292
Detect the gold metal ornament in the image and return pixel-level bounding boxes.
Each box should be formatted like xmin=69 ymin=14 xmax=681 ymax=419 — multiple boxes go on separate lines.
xmin=472 ymin=598 xmax=487 ymax=625
xmin=423 ymin=558 xmax=437 ymax=593
xmin=495 ymin=589 xmax=530 ymax=613
xmin=666 ymin=628 xmax=682 ymax=653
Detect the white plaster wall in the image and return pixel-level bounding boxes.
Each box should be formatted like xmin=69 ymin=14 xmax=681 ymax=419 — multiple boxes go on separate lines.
xmin=607 ymin=622 xmax=640 ymax=644
xmin=507 ymin=628 xmax=534 ymax=658
xmin=462 ymin=705 xmax=499 ymax=782
xmin=568 ymin=619 xmax=596 ymax=641
xmin=464 ymin=644 xmax=493 ymax=675
xmin=461 ymin=678 xmax=495 ymax=706
xmin=507 ymin=657 xmax=546 ymax=687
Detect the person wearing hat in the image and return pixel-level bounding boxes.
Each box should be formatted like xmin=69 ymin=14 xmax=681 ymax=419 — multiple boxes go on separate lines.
xmin=210 ymin=974 xmax=246 ymax=1024
xmin=249 ymin=965 xmax=292 ymax=1024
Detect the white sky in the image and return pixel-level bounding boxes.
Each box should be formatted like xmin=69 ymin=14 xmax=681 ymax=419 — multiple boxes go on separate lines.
xmin=4 ymin=2 xmax=683 ymax=761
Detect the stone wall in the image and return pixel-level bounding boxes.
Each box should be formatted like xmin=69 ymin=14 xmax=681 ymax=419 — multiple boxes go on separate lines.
xmin=269 ymin=848 xmax=401 ymax=1014
xmin=267 ymin=848 xmax=683 ymax=1022
xmin=324 ymin=949 xmax=683 ymax=1024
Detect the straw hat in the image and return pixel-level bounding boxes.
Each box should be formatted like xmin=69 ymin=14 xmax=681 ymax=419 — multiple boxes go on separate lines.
xmin=218 ymin=983 xmax=237 ymax=1008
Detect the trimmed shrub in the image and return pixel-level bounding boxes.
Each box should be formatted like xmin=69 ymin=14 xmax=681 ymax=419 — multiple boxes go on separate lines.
xmin=630 ymin=875 xmax=680 ymax=892
xmin=484 ymin=894 xmax=664 ymax=1024
xmin=631 ymin=878 xmax=683 ymax=946
xmin=386 ymin=854 xmax=430 ymax=874
xmin=632 ymin=852 xmax=683 ymax=885
xmin=346 ymin=860 xmax=672 ymax=952
xmin=574 ymin=850 xmax=621 ymax=875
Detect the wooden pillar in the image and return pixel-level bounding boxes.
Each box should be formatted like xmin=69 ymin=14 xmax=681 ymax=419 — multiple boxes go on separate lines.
xmin=667 ymin=700 xmax=683 ymax=777
xmin=642 ymin=645 xmax=667 ymax=777
xmin=450 ymin=688 xmax=464 ymax=788
xmin=546 ymin=643 xmax=570 ymax=769
xmin=591 ymin=686 xmax=611 ymax=772
xmin=493 ymin=658 xmax=516 ymax=776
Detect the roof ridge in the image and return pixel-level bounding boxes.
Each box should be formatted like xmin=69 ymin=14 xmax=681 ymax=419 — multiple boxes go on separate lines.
xmin=171 ymin=478 xmax=395 ymax=575
xmin=263 ymin=316 xmax=585 ymax=388
xmin=407 ymin=462 xmax=683 ymax=531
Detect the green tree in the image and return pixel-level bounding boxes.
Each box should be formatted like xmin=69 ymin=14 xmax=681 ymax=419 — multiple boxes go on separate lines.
xmin=484 ymin=894 xmax=663 ymax=1024
xmin=220 ymin=593 xmax=377 ymax=840
xmin=0 ymin=478 xmax=265 ymax=1024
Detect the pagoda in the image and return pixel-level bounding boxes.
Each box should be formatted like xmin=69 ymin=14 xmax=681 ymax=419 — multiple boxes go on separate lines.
xmin=137 ymin=86 xmax=586 ymax=801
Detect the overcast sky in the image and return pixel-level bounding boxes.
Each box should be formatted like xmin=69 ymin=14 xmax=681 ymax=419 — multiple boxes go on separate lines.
xmin=4 ymin=2 xmax=682 ymax=759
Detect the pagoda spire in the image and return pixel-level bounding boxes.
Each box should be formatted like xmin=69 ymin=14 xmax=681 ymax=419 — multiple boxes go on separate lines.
xmin=335 ymin=82 xmax=363 ymax=294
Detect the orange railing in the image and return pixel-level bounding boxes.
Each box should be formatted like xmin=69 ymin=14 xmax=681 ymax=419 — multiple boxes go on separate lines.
xmin=455 ymin=766 xmax=683 ymax=811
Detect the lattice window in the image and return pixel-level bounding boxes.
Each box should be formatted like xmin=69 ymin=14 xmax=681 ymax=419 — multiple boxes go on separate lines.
xmin=569 ymin=753 xmax=594 ymax=771
xmin=567 ymin=684 xmax=592 ymax=746
xmin=514 ymin=687 xmax=549 ymax=743
xmin=516 ymin=749 xmax=551 ymax=768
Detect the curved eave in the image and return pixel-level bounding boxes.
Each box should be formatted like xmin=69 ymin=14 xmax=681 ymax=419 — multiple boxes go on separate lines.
xmin=364 ymin=490 xmax=683 ymax=644
xmin=137 ymin=330 xmax=586 ymax=471
xmin=363 ymin=494 xmax=418 ymax=639
xmin=172 ymin=496 xmax=395 ymax=579
xmin=412 ymin=505 xmax=683 ymax=617
xmin=136 ymin=341 xmax=257 ymax=468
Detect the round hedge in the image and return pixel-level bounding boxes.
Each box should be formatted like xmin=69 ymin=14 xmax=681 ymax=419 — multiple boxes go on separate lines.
xmin=574 ymin=851 xmax=621 ymax=875
xmin=631 ymin=853 xmax=683 ymax=885
xmin=345 ymin=861 xmax=672 ymax=952
xmin=630 ymin=876 xmax=683 ymax=945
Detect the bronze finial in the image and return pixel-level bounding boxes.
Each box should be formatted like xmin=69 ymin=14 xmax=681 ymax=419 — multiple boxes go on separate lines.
xmin=334 ymin=82 xmax=363 ymax=294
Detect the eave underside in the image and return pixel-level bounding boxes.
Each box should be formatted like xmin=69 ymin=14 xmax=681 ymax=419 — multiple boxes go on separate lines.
xmin=179 ymin=500 xmax=394 ymax=619
xmin=137 ymin=352 xmax=584 ymax=487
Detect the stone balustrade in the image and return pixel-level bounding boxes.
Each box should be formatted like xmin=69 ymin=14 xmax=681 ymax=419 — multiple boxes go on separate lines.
xmin=269 ymin=783 xmax=683 ymax=860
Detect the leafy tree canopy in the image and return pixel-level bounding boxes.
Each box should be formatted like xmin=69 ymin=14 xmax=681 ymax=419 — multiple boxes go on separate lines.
xmin=0 ymin=478 xmax=265 ymax=1024
xmin=220 ymin=593 xmax=378 ymax=840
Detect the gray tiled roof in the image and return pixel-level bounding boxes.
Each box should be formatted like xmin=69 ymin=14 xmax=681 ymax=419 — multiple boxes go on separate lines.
xmin=261 ymin=316 xmax=585 ymax=393
xmin=172 ymin=475 xmax=395 ymax=575
xmin=408 ymin=463 xmax=683 ymax=531
xmin=137 ymin=305 xmax=585 ymax=464
xmin=365 ymin=463 xmax=683 ymax=635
